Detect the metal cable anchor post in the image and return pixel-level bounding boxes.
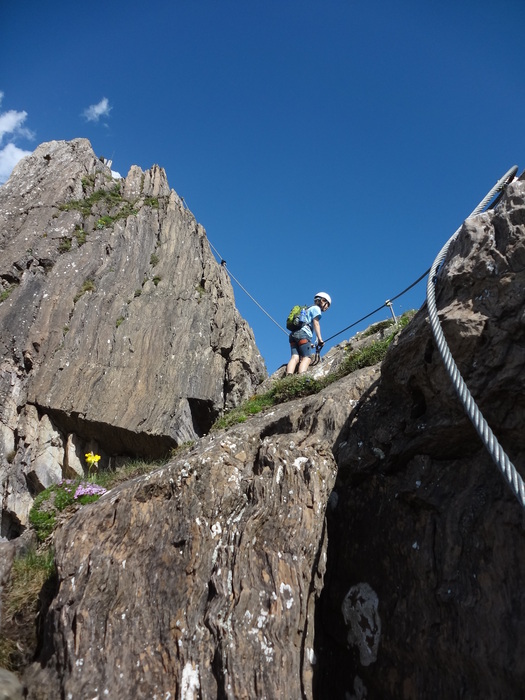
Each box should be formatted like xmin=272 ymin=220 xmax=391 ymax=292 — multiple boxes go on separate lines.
xmin=385 ymin=300 xmax=397 ymax=324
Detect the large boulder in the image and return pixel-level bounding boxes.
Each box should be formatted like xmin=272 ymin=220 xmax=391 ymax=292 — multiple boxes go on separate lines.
xmin=23 ymin=367 xmax=379 ymax=700
xmin=0 ymin=139 xmax=266 ymax=536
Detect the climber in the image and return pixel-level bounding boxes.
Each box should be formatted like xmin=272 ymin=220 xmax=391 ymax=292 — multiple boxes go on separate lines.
xmin=286 ymin=292 xmax=331 ymax=375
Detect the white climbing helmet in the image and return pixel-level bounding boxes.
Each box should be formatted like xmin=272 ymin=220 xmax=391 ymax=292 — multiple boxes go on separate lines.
xmin=314 ymin=292 xmax=331 ymax=307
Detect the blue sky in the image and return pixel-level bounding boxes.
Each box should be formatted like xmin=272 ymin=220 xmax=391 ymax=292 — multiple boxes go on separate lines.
xmin=1 ymin=0 xmax=524 ymax=374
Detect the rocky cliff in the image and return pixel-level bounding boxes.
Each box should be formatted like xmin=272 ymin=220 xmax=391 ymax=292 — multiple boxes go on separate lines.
xmin=315 ymin=171 xmax=525 ymax=699
xmin=2 ymin=155 xmax=525 ymax=700
xmin=0 ymin=140 xmax=266 ymax=537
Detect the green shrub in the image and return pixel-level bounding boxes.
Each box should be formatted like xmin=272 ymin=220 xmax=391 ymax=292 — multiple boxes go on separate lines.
xmin=270 ymin=374 xmax=322 ymax=403
xmin=361 ymin=319 xmax=394 ymax=337
xmin=340 ymin=335 xmax=394 ymax=374
xmin=29 ymin=479 xmax=107 ymax=542
xmin=28 ymin=503 xmax=56 ymax=542
xmin=93 ymin=458 xmax=168 ymax=489
xmin=81 ymin=174 xmax=96 ymax=191
xmin=213 ymin=393 xmax=276 ymax=430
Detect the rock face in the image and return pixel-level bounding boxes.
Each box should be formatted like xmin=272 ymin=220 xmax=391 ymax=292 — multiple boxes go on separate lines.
xmin=0 ymin=139 xmax=266 ymax=536
xmin=23 ymin=367 xmax=379 ymax=700
xmin=316 ymin=172 xmax=525 ymax=698
xmin=4 ymin=158 xmax=525 ymax=700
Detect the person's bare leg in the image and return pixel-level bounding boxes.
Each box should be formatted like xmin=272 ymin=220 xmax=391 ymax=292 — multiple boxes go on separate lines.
xmin=298 ymin=356 xmax=312 ymax=374
xmin=286 ymin=355 xmax=299 ymax=375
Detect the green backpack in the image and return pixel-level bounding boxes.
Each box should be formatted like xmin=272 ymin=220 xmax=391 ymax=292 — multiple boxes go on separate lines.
xmin=286 ymin=304 xmax=308 ymax=331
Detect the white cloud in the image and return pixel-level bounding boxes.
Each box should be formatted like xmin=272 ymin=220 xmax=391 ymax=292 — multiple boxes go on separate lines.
xmin=0 ymin=93 xmax=35 ymax=184
xmin=82 ymin=97 xmax=112 ymax=122
xmin=0 ymin=110 xmax=33 ymax=143
xmin=0 ymin=142 xmax=33 ymax=184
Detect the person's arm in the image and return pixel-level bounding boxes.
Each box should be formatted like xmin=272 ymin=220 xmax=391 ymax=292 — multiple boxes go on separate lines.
xmin=312 ymin=317 xmax=323 ymax=347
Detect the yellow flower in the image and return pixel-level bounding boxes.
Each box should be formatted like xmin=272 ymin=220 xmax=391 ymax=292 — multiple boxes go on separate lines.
xmin=85 ymin=452 xmax=101 ymax=472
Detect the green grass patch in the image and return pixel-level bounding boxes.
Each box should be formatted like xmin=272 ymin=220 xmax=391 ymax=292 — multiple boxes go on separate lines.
xmin=212 ymin=311 xmax=416 ymax=429
xmin=73 ymin=278 xmax=96 ymax=303
xmin=96 ymin=215 xmax=114 ymax=229
xmin=213 ymin=375 xmax=322 ymax=430
xmin=0 ymin=637 xmax=18 ymax=672
xmin=59 ymin=184 xmax=138 ymax=226
xmin=213 ymin=393 xmax=276 ymax=430
xmin=93 ymin=458 xmax=169 ymax=490
xmin=338 ymin=337 xmax=392 ymax=374
xmin=81 ymin=174 xmax=96 ymax=191
xmin=0 ymin=286 xmax=14 ymax=303
xmin=74 ymin=228 xmax=87 ymax=246
xmin=4 ymin=549 xmax=55 ymax=618
xmin=58 ymin=238 xmax=72 ymax=253
xmin=361 ymin=319 xmax=395 ymax=337
xmin=29 ymin=455 xmax=175 ymax=543
xmin=0 ymin=547 xmax=56 ymax=671
xmin=29 ymin=479 xmax=108 ymax=542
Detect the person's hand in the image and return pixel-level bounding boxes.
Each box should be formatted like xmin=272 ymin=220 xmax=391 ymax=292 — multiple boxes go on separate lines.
xmin=317 ymin=341 xmax=325 ymax=351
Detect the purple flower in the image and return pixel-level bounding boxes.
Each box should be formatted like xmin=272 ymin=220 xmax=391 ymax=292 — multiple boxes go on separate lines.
xmin=74 ymin=482 xmax=107 ymax=499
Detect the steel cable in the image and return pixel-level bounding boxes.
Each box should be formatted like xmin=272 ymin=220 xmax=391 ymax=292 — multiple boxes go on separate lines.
xmin=323 ymin=268 xmax=432 ymax=344
xmin=207 ymin=240 xmax=289 ymax=334
xmin=426 ymin=166 xmax=525 ymax=508
xmin=204 ymin=167 xmax=524 ymax=509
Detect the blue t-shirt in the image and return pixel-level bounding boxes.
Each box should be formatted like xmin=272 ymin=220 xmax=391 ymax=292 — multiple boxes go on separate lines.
xmin=294 ymin=304 xmax=321 ymax=340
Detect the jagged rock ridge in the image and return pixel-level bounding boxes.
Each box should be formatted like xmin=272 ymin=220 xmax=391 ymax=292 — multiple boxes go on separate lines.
xmin=0 ymin=139 xmax=266 ymax=536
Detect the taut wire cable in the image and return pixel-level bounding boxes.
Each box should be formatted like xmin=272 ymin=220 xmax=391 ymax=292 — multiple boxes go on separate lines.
xmin=426 ymin=165 xmax=525 ymax=508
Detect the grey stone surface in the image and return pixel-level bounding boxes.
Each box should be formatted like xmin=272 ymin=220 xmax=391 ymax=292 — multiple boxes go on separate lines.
xmin=0 ymin=668 xmax=23 ymax=700
xmin=316 ymin=174 xmax=525 ymax=699
xmin=4 ymin=146 xmax=525 ymax=699
xmin=0 ymin=139 xmax=266 ymax=534
xmin=24 ymin=367 xmax=378 ymax=700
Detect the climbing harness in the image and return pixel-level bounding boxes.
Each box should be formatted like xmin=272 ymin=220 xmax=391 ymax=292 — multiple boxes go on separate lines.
xmin=426 ymin=165 xmax=525 ymax=509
